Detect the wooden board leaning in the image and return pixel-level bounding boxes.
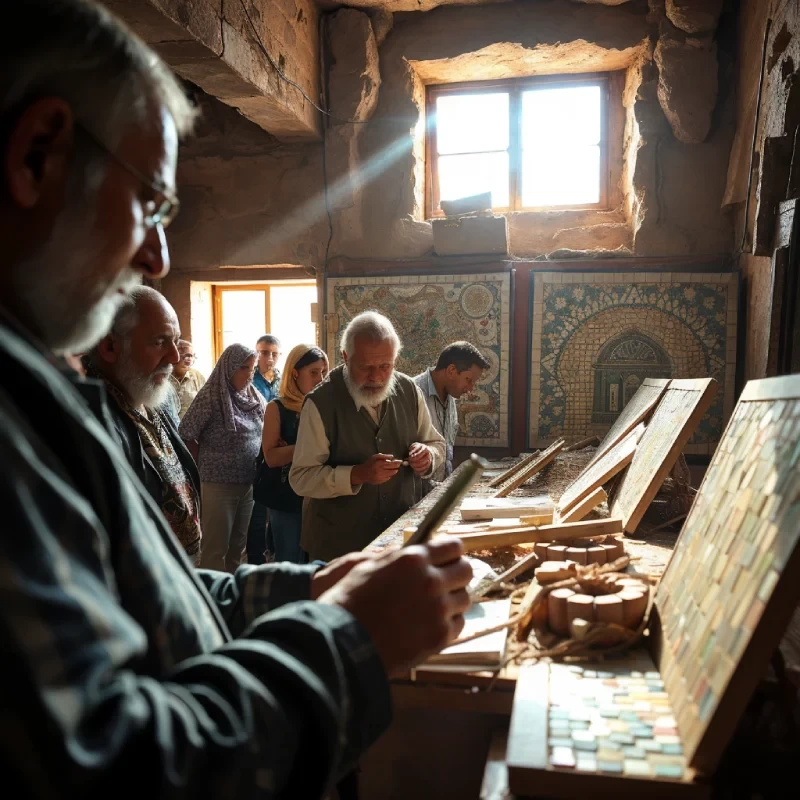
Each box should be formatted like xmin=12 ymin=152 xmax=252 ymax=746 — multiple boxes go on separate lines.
xmin=652 ymin=373 xmax=800 ymax=773
xmin=494 ymin=439 xmax=565 ymax=498
xmin=557 ymin=422 xmax=644 ymax=516
xmin=487 ymin=451 xmax=542 ymax=489
xmin=611 ymin=379 xmax=717 ymax=533
xmin=585 ymin=378 xmax=671 ymax=471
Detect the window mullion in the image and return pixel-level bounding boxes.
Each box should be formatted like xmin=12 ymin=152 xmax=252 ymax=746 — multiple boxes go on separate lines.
xmin=508 ymin=87 xmax=521 ymax=212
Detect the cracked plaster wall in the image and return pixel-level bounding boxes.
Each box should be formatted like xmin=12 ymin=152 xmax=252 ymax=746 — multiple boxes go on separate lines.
xmin=325 ymin=0 xmax=735 ymax=261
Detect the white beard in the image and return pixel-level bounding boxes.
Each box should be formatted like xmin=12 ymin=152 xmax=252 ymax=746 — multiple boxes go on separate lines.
xmin=343 ymin=365 xmax=398 ymax=410
xmin=115 ymin=343 xmax=174 ymax=410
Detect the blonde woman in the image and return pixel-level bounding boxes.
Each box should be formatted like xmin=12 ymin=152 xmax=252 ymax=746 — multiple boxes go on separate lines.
xmin=259 ymin=345 xmax=328 ymax=563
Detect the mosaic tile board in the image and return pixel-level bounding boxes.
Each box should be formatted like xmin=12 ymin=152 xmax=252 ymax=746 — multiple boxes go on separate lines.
xmin=529 ymin=272 xmax=738 ymax=455
xmin=652 ymin=374 xmax=800 ymax=774
xmin=326 ymin=272 xmax=511 ymax=447
xmin=611 ymin=379 xmax=717 ymax=533
xmin=507 ymin=658 xmax=708 ymax=799
xmin=557 ymin=422 xmax=644 ymax=516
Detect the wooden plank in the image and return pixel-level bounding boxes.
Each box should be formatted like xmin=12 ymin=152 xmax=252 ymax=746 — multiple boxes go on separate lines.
xmin=584 ymin=378 xmax=671 ymax=471
xmin=559 ymin=486 xmax=607 ymax=523
xmin=506 ymin=664 xmax=549 ymax=787
xmin=494 ymin=439 xmax=565 ymax=498
xmin=652 ymin=374 xmax=800 ymax=774
xmin=494 ymin=548 xmax=540 ymax=584
xmin=455 ymin=518 xmax=624 ymax=551
xmin=557 ymin=422 xmax=644 ymax=515
xmin=487 ymin=451 xmax=541 ymax=488
xmin=461 ymin=496 xmax=554 ymax=523
xmin=611 ymin=379 xmax=717 ymax=533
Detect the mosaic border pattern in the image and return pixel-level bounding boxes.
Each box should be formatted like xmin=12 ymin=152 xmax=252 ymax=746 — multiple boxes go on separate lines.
xmin=326 ymin=272 xmax=512 ymax=447
xmin=529 ymin=272 xmax=738 ymax=455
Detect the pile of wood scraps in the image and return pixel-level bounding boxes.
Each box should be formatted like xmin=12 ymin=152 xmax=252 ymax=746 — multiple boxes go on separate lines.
xmin=424 ymin=376 xmax=720 ymax=674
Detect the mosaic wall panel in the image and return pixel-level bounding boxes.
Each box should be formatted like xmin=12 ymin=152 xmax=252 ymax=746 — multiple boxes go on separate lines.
xmin=529 ymin=272 xmax=738 ymax=455
xmin=326 ymin=273 xmax=511 ymax=447
xmin=654 ymin=376 xmax=800 ymax=772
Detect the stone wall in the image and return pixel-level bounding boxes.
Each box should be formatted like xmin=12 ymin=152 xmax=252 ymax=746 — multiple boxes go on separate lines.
xmin=724 ymin=0 xmax=800 ymax=382
xmin=325 ymin=0 xmax=736 ymax=261
xmin=167 ymin=92 xmax=329 ymax=272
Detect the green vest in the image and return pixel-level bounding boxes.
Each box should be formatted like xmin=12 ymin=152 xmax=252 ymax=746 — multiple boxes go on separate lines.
xmin=301 ymin=365 xmax=420 ymax=561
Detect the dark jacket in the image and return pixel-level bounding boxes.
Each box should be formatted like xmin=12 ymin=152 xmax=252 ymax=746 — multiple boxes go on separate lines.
xmin=102 ymin=391 xmax=202 ymax=515
xmin=0 ymin=318 xmax=391 ymax=799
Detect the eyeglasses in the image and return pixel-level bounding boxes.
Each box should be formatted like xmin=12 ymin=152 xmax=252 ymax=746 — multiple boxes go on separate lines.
xmin=181 ymin=353 xmax=196 ymax=361
xmin=76 ymin=122 xmax=180 ymax=229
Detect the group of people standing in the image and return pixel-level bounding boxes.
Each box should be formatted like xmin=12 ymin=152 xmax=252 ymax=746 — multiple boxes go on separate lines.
xmin=177 ymin=333 xmax=329 ymax=571
xmin=86 ymin=286 xmax=491 ymax=575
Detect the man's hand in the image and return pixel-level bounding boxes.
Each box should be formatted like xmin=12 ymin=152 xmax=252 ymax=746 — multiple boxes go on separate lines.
xmin=407 ymin=442 xmax=432 ymax=476
xmin=318 ymin=537 xmax=473 ymax=676
xmin=310 ymin=552 xmax=373 ymax=599
xmin=351 ymin=453 xmax=403 ymax=486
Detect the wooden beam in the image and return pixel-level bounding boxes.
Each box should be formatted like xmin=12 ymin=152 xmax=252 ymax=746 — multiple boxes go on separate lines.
xmin=487 ymin=451 xmax=541 ymax=488
xmin=494 ymin=439 xmax=565 ymax=497
xmin=454 ymin=518 xmax=624 ymax=551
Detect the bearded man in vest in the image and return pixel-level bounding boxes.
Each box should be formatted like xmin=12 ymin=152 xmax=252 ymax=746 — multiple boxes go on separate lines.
xmin=290 ymin=311 xmax=446 ymax=561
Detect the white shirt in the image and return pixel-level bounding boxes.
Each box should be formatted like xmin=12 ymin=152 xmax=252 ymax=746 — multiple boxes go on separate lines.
xmin=289 ymin=381 xmax=446 ymax=499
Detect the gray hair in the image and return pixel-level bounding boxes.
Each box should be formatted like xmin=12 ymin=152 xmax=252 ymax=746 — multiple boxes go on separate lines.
xmin=93 ymin=285 xmax=166 ymax=344
xmin=1 ymin=0 xmax=196 ymax=190
xmin=342 ymin=311 xmax=402 ymax=359
xmin=84 ymin=285 xmax=172 ymax=367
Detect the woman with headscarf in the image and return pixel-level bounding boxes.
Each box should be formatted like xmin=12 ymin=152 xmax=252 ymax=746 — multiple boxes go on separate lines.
xmin=179 ymin=343 xmax=265 ymax=572
xmin=259 ymin=344 xmax=328 ymax=563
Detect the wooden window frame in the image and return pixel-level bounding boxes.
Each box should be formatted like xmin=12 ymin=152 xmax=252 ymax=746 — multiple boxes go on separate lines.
xmin=425 ymin=73 xmax=611 ymax=219
xmin=212 ymin=281 xmax=315 ymax=362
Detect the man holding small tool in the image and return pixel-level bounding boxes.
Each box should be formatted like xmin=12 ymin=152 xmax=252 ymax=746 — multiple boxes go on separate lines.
xmin=290 ymin=311 xmax=446 ymax=561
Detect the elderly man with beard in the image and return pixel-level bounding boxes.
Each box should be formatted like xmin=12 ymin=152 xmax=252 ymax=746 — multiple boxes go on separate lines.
xmin=0 ymin=2 xmax=474 ymax=797
xmin=290 ymin=311 xmax=446 ymax=561
xmin=84 ymin=286 xmax=202 ymax=564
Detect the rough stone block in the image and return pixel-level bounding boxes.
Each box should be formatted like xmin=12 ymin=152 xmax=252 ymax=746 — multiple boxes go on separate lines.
xmin=328 ymin=10 xmax=381 ymax=124
xmin=655 ymin=36 xmax=718 ymax=143
xmin=665 ymin=0 xmax=723 ymax=35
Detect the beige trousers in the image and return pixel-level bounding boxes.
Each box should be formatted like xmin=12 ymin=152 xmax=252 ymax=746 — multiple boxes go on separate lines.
xmin=199 ymin=482 xmax=253 ymax=573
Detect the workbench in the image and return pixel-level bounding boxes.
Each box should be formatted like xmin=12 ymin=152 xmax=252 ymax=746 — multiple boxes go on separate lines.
xmin=358 ymin=450 xmax=679 ymax=799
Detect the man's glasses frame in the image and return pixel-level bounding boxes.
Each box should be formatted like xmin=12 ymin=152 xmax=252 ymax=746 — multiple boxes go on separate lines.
xmin=76 ymin=122 xmax=180 ymax=229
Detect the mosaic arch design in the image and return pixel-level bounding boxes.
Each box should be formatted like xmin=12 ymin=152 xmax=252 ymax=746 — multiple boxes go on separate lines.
xmin=529 ymin=272 xmax=738 ymax=455
xmin=326 ymin=272 xmax=511 ymax=447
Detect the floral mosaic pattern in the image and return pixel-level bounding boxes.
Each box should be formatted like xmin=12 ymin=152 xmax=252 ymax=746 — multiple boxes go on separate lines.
xmin=529 ymin=273 xmax=738 ymax=455
xmin=326 ymin=273 xmax=511 ymax=447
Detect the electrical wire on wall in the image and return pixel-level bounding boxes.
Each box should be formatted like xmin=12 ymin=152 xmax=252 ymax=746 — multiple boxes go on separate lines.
xmin=236 ymin=0 xmax=371 ymax=126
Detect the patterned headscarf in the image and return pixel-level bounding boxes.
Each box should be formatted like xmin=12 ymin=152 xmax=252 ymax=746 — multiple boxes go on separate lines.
xmin=196 ymin=343 xmax=265 ymax=432
xmin=279 ymin=344 xmax=328 ymax=412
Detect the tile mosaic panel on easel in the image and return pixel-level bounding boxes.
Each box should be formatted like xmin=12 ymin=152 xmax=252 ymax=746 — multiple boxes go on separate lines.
xmin=654 ymin=392 xmax=800 ymax=763
xmin=326 ymin=273 xmax=511 ymax=447
xmin=529 ymin=273 xmax=738 ymax=454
